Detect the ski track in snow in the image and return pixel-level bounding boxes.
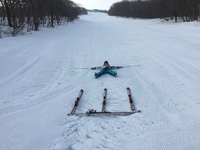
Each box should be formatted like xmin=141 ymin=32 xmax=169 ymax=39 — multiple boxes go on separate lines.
xmin=0 ymin=13 xmax=200 ymax=150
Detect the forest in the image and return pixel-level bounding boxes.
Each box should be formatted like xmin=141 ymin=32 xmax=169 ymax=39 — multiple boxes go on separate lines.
xmin=0 ymin=0 xmax=84 ymax=36
xmin=108 ymin=0 xmax=200 ymax=22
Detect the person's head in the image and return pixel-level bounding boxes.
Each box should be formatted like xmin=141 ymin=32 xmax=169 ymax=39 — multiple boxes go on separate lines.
xmin=104 ymin=60 xmax=108 ymax=64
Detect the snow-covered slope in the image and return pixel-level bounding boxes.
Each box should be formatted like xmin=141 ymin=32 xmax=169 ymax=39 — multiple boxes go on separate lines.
xmin=0 ymin=12 xmax=200 ymax=150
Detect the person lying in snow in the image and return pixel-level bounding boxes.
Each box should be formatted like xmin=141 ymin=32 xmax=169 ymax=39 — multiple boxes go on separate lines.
xmin=94 ymin=61 xmax=117 ymax=78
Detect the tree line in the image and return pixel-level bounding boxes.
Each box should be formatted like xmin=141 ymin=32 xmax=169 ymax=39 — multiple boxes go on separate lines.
xmin=0 ymin=0 xmax=84 ymax=36
xmin=108 ymin=0 xmax=200 ymax=22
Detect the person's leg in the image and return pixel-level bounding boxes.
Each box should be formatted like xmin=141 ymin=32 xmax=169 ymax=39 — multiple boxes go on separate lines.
xmin=94 ymin=69 xmax=107 ymax=78
xmin=106 ymin=69 xmax=117 ymax=77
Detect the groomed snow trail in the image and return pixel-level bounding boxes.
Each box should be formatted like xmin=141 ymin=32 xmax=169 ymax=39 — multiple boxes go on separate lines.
xmin=0 ymin=13 xmax=200 ymax=150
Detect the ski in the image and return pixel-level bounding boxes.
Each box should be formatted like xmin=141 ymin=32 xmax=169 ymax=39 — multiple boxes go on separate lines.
xmin=68 ymin=89 xmax=84 ymax=116
xmin=74 ymin=111 xmax=137 ymax=117
xmin=126 ymin=87 xmax=136 ymax=111
xmin=102 ymin=88 xmax=107 ymax=112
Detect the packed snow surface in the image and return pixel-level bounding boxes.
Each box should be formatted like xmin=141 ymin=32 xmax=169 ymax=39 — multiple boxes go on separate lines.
xmin=0 ymin=12 xmax=200 ymax=150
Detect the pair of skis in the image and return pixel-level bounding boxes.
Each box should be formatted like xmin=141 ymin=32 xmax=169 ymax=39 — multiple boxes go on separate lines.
xmin=68 ymin=88 xmax=141 ymax=116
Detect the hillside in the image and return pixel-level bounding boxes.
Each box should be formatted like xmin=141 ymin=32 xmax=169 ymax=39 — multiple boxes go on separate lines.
xmin=0 ymin=12 xmax=200 ymax=150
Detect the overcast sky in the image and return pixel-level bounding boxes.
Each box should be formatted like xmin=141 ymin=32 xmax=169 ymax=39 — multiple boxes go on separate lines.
xmin=72 ymin=0 xmax=120 ymax=10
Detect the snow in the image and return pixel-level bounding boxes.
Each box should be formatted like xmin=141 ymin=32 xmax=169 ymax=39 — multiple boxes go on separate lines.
xmin=0 ymin=12 xmax=200 ymax=150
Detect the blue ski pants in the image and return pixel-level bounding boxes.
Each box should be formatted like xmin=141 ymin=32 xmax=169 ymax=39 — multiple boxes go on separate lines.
xmin=95 ymin=69 xmax=117 ymax=78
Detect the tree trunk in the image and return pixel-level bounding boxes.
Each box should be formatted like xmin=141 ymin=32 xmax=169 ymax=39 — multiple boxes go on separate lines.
xmin=4 ymin=0 xmax=13 ymax=27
